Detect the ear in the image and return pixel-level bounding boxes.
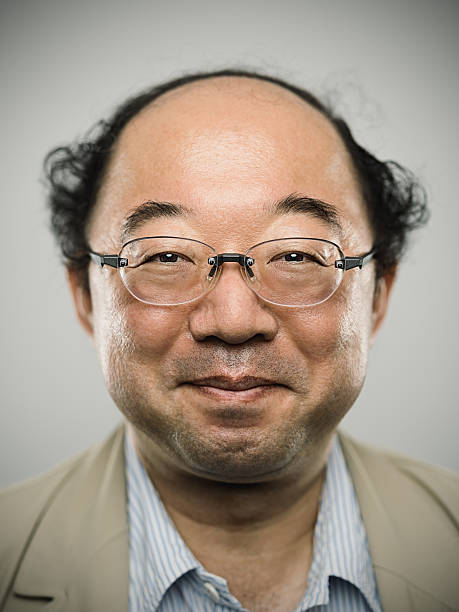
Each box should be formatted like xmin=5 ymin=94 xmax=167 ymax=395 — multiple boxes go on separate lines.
xmin=370 ymin=266 xmax=397 ymax=346
xmin=67 ymin=267 xmax=94 ymax=338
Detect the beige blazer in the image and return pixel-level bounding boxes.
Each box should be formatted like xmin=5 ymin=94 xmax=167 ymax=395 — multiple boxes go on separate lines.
xmin=1 ymin=426 xmax=458 ymax=612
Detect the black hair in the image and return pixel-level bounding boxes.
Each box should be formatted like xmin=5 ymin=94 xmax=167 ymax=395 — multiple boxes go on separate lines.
xmin=44 ymin=68 xmax=428 ymax=290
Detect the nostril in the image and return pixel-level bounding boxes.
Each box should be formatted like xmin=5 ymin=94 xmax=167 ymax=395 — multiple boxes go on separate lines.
xmin=200 ymin=332 xmax=270 ymax=346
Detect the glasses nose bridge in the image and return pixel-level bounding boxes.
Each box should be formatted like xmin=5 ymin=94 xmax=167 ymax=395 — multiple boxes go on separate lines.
xmin=207 ymin=253 xmax=255 ymax=279
xmin=206 ymin=252 xmax=255 ymax=296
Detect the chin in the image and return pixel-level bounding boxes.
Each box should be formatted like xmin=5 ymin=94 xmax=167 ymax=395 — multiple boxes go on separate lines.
xmin=168 ymin=421 xmax=312 ymax=483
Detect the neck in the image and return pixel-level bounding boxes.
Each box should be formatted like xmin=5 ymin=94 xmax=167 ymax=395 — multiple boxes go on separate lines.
xmin=128 ymin=422 xmax=333 ymax=553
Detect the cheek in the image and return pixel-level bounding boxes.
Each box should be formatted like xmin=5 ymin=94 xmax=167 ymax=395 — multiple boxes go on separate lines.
xmin=119 ymin=302 xmax=185 ymax=356
xmin=90 ymin=277 xmax=188 ymax=388
xmin=90 ymin=285 xmax=136 ymax=386
xmin=287 ymin=275 xmax=374 ymax=386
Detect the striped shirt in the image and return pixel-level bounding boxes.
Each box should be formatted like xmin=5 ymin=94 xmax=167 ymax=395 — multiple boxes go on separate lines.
xmin=125 ymin=431 xmax=382 ymax=611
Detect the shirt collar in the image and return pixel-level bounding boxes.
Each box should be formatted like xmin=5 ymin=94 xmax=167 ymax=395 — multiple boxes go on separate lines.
xmin=300 ymin=436 xmax=381 ymax=612
xmin=124 ymin=430 xmax=199 ymax=610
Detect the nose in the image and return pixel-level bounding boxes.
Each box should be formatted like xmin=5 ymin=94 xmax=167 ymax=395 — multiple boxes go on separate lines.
xmin=189 ymin=263 xmax=279 ymax=344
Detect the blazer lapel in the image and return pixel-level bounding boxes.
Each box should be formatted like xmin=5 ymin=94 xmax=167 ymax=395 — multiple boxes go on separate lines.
xmin=11 ymin=426 xmax=129 ymax=612
xmin=339 ymin=431 xmax=414 ymax=611
xmin=338 ymin=431 xmax=457 ymax=612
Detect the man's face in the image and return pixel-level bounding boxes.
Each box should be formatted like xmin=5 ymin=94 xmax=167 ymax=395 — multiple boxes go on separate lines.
xmin=72 ymin=78 xmax=391 ymax=483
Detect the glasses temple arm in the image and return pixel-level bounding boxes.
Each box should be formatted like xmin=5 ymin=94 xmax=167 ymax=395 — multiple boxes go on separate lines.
xmin=335 ymin=249 xmax=376 ymax=271
xmin=88 ymin=251 xmax=128 ymax=269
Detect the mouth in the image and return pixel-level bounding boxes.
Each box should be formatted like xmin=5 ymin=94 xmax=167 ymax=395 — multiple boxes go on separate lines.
xmin=183 ymin=376 xmax=285 ymax=403
xmin=191 ymin=376 xmax=280 ymax=391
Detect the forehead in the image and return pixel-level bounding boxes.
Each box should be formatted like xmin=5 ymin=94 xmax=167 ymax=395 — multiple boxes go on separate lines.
xmin=88 ymin=78 xmax=371 ymax=249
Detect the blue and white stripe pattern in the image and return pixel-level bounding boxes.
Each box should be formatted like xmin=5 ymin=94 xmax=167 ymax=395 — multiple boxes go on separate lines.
xmin=125 ymin=430 xmax=382 ymax=611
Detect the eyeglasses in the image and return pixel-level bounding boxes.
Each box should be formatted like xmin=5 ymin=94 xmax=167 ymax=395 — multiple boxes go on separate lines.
xmin=88 ymin=236 xmax=375 ymax=307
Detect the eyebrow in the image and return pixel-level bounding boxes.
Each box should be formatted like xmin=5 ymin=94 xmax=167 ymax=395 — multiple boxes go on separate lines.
xmin=272 ymin=193 xmax=343 ymax=234
xmin=121 ymin=200 xmax=190 ymax=241
xmin=121 ymin=194 xmax=342 ymax=243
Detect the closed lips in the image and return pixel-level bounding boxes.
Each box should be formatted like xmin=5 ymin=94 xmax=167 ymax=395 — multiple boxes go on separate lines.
xmin=189 ymin=377 xmax=280 ymax=391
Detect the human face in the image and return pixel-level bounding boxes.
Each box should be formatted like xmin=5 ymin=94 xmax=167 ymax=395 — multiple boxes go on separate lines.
xmin=72 ymin=78 xmax=391 ymax=483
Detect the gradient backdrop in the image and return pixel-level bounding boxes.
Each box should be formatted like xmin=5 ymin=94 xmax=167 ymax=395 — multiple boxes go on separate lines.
xmin=1 ymin=0 xmax=458 ymax=485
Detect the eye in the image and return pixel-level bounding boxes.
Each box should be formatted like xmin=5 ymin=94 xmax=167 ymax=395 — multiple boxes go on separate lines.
xmin=270 ymin=251 xmax=318 ymax=264
xmin=142 ymin=252 xmax=191 ymax=264
xmin=157 ymin=252 xmax=180 ymax=263
xmin=283 ymin=252 xmax=305 ymax=262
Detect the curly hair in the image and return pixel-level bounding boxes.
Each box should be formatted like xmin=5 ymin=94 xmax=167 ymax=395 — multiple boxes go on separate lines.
xmin=44 ymin=69 xmax=429 ymax=290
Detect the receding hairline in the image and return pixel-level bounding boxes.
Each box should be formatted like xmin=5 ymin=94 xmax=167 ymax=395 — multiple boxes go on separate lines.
xmin=111 ymin=73 xmax=352 ymax=184
xmin=129 ymin=73 xmax=330 ymax=127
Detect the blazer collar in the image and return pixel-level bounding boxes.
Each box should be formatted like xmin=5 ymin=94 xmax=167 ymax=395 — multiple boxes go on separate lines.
xmin=12 ymin=425 xmax=129 ymax=612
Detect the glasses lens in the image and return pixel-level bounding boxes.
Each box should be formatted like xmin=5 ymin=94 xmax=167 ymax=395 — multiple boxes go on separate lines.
xmin=119 ymin=237 xmax=216 ymax=305
xmin=245 ymin=238 xmax=343 ymax=306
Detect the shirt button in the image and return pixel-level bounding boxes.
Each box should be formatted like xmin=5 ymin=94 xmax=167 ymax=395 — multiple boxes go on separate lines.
xmin=203 ymin=581 xmax=221 ymax=603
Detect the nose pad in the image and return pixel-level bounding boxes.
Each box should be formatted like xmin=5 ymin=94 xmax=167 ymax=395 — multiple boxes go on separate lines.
xmin=206 ymin=260 xmax=222 ymax=287
xmin=240 ymin=257 xmax=265 ymax=301
xmin=207 ymin=260 xmax=218 ymax=279
xmin=246 ymin=259 xmax=255 ymax=278
xmin=239 ymin=259 xmax=257 ymax=291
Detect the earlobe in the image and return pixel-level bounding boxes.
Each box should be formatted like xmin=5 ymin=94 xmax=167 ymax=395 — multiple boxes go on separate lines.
xmin=66 ymin=268 xmax=94 ymax=338
xmin=370 ymin=266 xmax=397 ymax=346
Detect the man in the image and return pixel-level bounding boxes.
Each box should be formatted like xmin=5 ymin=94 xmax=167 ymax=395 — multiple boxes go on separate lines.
xmin=1 ymin=70 xmax=457 ymax=612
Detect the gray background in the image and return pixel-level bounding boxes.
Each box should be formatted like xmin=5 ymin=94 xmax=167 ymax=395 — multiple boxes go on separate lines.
xmin=1 ymin=0 xmax=458 ymax=486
